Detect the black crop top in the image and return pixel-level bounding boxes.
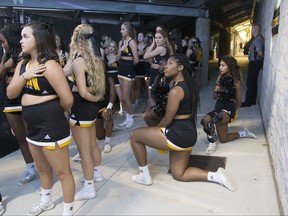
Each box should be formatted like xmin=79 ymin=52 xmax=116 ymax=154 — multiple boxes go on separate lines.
xmin=104 ymin=55 xmax=118 ymax=72
xmin=216 ymin=74 xmax=236 ymax=102
xmin=153 ymin=47 xmax=169 ymax=65
xmin=120 ymin=38 xmax=133 ymax=57
xmin=174 ymin=81 xmax=192 ymax=115
xmin=20 ymin=62 xmax=56 ymax=96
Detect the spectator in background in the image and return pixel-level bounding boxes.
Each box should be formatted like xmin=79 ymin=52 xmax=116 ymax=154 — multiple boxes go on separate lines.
xmin=55 ymin=33 xmax=69 ymax=68
xmin=241 ymin=24 xmax=264 ymax=107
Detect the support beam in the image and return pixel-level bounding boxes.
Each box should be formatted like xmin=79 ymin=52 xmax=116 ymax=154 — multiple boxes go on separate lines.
xmin=0 ymin=0 xmax=208 ymax=17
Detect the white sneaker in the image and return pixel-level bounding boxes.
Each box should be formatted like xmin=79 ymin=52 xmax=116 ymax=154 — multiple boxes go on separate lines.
xmin=132 ymin=174 xmax=153 ymax=186
xmin=27 ymin=201 xmax=55 ymax=216
xmin=243 ymin=128 xmax=258 ymax=139
xmin=216 ymin=167 xmax=237 ymax=191
xmin=0 ymin=201 xmax=6 ymax=216
xmin=205 ymin=142 xmax=219 ymax=154
xmin=17 ymin=172 xmax=39 ymax=186
xmin=74 ymin=188 xmax=96 ymax=201
xmin=72 ymin=153 xmax=81 ymax=162
xmin=103 ymin=144 xmax=112 ymax=153
xmin=118 ymin=118 xmax=128 ymax=127
xmin=112 ymin=125 xmax=123 ymax=132
xmin=125 ymin=118 xmax=134 ymax=129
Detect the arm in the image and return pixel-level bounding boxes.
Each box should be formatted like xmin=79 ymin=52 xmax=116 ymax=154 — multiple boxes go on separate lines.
xmin=234 ymin=80 xmax=242 ymax=110
xmin=43 ymin=60 xmax=73 ymax=111
xmin=72 ymin=57 xmax=102 ymax=102
xmin=212 ymin=75 xmax=221 ymax=99
xmin=102 ymin=77 xmax=116 ymax=120
xmin=0 ymin=57 xmax=13 ymax=81
xmin=7 ymin=60 xmax=46 ymax=99
xmin=129 ymin=39 xmax=139 ymax=65
xmin=158 ymin=86 xmax=184 ymax=127
xmin=116 ymin=40 xmax=122 ymax=61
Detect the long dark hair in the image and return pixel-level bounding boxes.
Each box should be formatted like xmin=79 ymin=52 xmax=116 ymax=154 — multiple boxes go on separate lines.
xmin=22 ymin=22 xmax=58 ymax=65
xmin=0 ymin=25 xmax=22 ymax=66
xmin=220 ymin=55 xmax=242 ymax=84
xmin=170 ymin=54 xmax=199 ymax=117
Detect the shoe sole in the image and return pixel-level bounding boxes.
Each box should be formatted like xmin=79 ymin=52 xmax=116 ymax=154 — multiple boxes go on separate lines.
xmin=27 ymin=203 xmax=55 ymax=216
xmin=132 ymin=176 xmax=153 ymax=186
xmin=205 ymin=145 xmax=219 ymax=154
xmin=75 ymin=193 xmax=96 ymax=201
xmin=217 ymin=168 xmax=237 ymax=192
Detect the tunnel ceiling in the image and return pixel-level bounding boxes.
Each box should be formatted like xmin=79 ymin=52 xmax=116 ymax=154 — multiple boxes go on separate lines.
xmin=0 ymin=0 xmax=254 ymax=36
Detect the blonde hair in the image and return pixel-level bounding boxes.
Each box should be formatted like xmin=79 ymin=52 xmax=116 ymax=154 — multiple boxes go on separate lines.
xmin=69 ymin=24 xmax=105 ymax=96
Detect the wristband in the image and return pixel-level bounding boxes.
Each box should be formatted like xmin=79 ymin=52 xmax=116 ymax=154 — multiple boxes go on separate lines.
xmin=107 ymin=102 xmax=113 ymax=109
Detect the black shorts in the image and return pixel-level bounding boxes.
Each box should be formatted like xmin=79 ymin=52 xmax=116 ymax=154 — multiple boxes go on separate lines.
xmin=69 ymin=92 xmax=99 ymax=127
xmin=161 ymin=118 xmax=197 ymax=151
xmin=22 ymin=99 xmax=72 ymax=149
xmin=214 ymin=100 xmax=236 ymax=122
xmin=3 ymin=94 xmax=22 ymax=113
xmin=107 ymin=70 xmax=120 ymax=86
xmin=135 ymin=61 xmax=146 ymax=78
xmin=118 ymin=59 xmax=135 ymax=81
xmin=149 ymin=68 xmax=160 ymax=88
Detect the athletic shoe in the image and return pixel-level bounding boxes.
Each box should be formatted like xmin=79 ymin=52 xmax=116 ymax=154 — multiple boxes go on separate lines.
xmin=72 ymin=153 xmax=81 ymax=162
xmin=125 ymin=118 xmax=134 ymax=129
xmin=205 ymin=142 xmax=219 ymax=154
xmin=27 ymin=201 xmax=55 ymax=216
xmin=0 ymin=201 xmax=6 ymax=216
xmin=112 ymin=126 xmax=123 ymax=132
xmin=17 ymin=172 xmax=39 ymax=186
xmin=74 ymin=188 xmax=96 ymax=201
xmin=243 ymin=128 xmax=258 ymax=139
xmin=216 ymin=167 xmax=237 ymax=191
xmin=132 ymin=174 xmax=153 ymax=186
xmin=103 ymin=144 xmax=112 ymax=153
xmin=118 ymin=118 xmax=128 ymax=127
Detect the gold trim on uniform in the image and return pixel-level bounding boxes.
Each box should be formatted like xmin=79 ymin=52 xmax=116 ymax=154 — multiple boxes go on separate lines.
xmin=117 ymin=74 xmax=133 ymax=81
xmin=26 ymin=135 xmax=72 ymax=150
xmin=69 ymin=119 xmax=96 ymax=128
xmin=3 ymin=106 xmax=22 ymax=113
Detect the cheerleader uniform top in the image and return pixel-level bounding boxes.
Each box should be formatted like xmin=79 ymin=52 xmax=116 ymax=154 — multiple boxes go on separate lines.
xmin=152 ymin=48 xmax=169 ymax=65
xmin=138 ymin=45 xmax=147 ymax=61
xmin=58 ymin=50 xmax=67 ymax=68
xmin=20 ymin=62 xmax=56 ymax=96
xmin=174 ymin=81 xmax=192 ymax=115
xmin=120 ymin=38 xmax=133 ymax=57
xmin=104 ymin=55 xmax=118 ymax=72
xmin=216 ymin=74 xmax=236 ymax=102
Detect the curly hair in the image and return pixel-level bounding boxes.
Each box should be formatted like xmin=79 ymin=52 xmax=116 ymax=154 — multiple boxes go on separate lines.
xmin=169 ymin=54 xmax=199 ymax=117
xmin=69 ymin=24 xmax=105 ymax=96
xmin=220 ymin=55 xmax=242 ymax=85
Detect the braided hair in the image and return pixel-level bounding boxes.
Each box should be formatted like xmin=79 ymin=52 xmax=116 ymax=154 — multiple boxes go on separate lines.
xmin=169 ymin=54 xmax=200 ymax=117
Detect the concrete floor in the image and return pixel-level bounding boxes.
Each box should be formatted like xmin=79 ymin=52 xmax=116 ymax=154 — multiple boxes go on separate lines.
xmin=0 ymin=56 xmax=282 ymax=215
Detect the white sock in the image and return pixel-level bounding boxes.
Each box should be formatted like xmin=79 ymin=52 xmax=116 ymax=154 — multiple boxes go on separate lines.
xmin=127 ymin=114 xmax=134 ymax=120
xmin=207 ymin=171 xmax=221 ymax=183
xmin=238 ymin=130 xmax=247 ymax=138
xmin=83 ymin=180 xmax=94 ymax=191
xmin=26 ymin=162 xmax=37 ymax=175
xmin=105 ymin=136 xmax=111 ymax=144
xmin=94 ymin=166 xmax=102 ymax=177
xmin=62 ymin=202 xmax=74 ymax=216
xmin=41 ymin=188 xmax=52 ymax=204
xmin=139 ymin=165 xmax=151 ymax=178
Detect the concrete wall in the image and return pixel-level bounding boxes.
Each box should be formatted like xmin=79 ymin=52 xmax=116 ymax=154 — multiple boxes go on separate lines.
xmin=257 ymin=0 xmax=288 ymax=214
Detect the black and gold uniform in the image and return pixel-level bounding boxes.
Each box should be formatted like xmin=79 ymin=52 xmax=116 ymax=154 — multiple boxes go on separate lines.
xmin=20 ymin=62 xmax=72 ymax=149
xmin=135 ymin=45 xmax=147 ymax=78
xmin=149 ymin=50 xmax=169 ymax=88
xmin=69 ymin=56 xmax=99 ymax=127
xmin=104 ymin=54 xmax=119 ymax=87
xmin=160 ymin=81 xmax=197 ymax=151
xmin=118 ymin=38 xmax=135 ymax=81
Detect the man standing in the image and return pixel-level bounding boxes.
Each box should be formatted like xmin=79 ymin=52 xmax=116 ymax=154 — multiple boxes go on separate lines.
xmin=241 ymin=24 xmax=264 ymax=107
